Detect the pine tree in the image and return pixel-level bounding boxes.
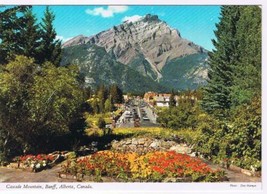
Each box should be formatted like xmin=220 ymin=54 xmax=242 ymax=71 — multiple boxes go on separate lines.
xmin=97 ymin=84 xmax=108 ymax=113
xmin=19 ymin=7 xmax=41 ymax=60
xmin=202 ymin=6 xmax=242 ymax=118
xmin=169 ymin=90 xmax=176 ymax=108
xmin=110 ymin=84 xmax=123 ymax=104
xmin=230 ymin=6 xmax=261 ymax=106
xmin=0 ymin=6 xmax=30 ymax=64
xmin=104 ymin=97 xmax=113 ymax=112
xmin=39 ymin=6 xmax=62 ymax=66
xmin=0 ymin=6 xmax=42 ymax=64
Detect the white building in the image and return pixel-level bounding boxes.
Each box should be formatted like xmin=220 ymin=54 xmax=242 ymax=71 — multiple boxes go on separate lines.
xmin=155 ymin=94 xmax=171 ymax=107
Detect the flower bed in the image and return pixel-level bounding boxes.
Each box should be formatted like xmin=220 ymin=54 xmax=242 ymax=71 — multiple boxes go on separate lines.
xmin=60 ymin=151 xmax=225 ymax=182
xmin=17 ymin=154 xmax=56 ymax=172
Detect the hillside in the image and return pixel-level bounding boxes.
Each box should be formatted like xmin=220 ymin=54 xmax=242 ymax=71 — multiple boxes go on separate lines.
xmin=62 ymin=14 xmax=209 ymax=92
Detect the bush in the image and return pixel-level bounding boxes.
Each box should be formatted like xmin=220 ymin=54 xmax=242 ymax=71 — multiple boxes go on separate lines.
xmin=179 ymin=97 xmax=261 ymax=171
xmin=0 ymin=56 xmax=85 ymax=161
xmin=227 ymin=96 xmax=261 ymax=170
xmin=157 ymin=102 xmax=202 ymax=130
xmin=97 ymin=117 xmax=106 ymax=129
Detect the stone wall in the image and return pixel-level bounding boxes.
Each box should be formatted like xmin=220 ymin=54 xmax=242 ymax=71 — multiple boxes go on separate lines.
xmin=111 ymin=137 xmax=195 ymax=156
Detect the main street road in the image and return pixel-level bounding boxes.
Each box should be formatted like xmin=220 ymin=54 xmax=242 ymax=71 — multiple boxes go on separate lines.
xmin=116 ymin=99 xmax=159 ymax=128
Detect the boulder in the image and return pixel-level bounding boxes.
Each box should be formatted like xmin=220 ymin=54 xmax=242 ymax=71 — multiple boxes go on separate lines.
xmin=138 ymin=138 xmax=146 ymax=145
xmin=150 ymin=141 xmax=161 ymax=149
xmin=125 ymin=139 xmax=132 ymax=145
xmin=169 ymin=145 xmax=192 ymax=154
xmin=132 ymin=138 xmax=138 ymax=145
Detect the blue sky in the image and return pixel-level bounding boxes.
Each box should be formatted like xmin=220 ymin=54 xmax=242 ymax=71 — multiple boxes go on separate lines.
xmin=31 ymin=6 xmax=221 ymax=51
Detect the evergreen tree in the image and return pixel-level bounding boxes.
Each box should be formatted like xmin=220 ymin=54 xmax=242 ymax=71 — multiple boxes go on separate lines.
xmin=39 ymin=6 xmax=62 ymax=66
xmin=110 ymin=84 xmax=123 ymax=104
xmin=169 ymin=90 xmax=176 ymax=108
xmin=230 ymin=6 xmax=261 ymax=106
xmin=91 ymin=98 xmax=100 ymax=114
xmin=104 ymin=97 xmax=113 ymax=112
xmin=202 ymin=6 xmax=241 ymax=118
xmin=19 ymin=7 xmax=41 ymax=60
xmin=97 ymin=84 xmax=108 ymax=113
xmin=0 ymin=6 xmax=30 ymax=64
xmin=97 ymin=117 xmax=106 ymax=129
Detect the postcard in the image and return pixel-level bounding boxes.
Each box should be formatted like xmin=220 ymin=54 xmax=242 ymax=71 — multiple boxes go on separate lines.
xmin=0 ymin=0 xmax=265 ymax=194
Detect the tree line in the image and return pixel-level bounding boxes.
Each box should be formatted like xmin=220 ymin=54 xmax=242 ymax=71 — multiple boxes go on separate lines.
xmin=201 ymin=6 xmax=261 ymax=118
xmin=86 ymin=84 xmax=124 ymax=114
xmin=0 ymin=6 xmax=61 ymax=66
xmin=0 ymin=6 xmax=80 ymax=162
xmin=157 ymin=5 xmax=261 ymax=171
xmin=0 ymin=6 xmax=126 ymax=163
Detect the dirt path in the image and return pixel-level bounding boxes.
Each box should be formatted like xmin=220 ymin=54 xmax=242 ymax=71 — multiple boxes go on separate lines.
xmin=224 ymin=168 xmax=261 ymax=182
xmin=0 ymin=164 xmax=68 ymax=182
xmin=0 ymin=162 xmax=261 ymax=182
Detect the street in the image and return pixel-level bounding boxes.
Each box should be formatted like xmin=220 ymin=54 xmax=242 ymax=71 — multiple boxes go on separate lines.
xmin=116 ymin=99 xmax=159 ymax=128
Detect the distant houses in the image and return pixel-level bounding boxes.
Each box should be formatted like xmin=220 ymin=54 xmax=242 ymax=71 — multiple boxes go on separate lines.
xmin=154 ymin=93 xmax=171 ymax=107
xmin=143 ymin=91 xmax=197 ymax=107
xmin=143 ymin=91 xmax=157 ymax=105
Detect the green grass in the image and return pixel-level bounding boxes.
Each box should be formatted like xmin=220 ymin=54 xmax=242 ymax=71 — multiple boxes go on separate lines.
xmin=85 ymin=128 xmax=104 ymax=137
xmin=84 ymin=120 xmax=200 ymax=144
xmin=112 ymin=127 xmax=201 ymax=145
xmin=113 ymin=127 xmax=179 ymax=139
xmin=85 ymin=113 xmax=112 ymax=125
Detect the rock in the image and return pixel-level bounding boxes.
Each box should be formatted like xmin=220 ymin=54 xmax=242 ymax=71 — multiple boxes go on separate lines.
xmin=169 ymin=145 xmax=192 ymax=154
xmin=111 ymin=137 xmax=197 ymax=154
xmin=132 ymin=138 xmax=138 ymax=145
xmin=7 ymin=162 xmax=19 ymax=169
xmin=150 ymin=141 xmax=160 ymax=149
xmin=111 ymin=140 xmax=118 ymax=144
xmin=189 ymin=152 xmax=196 ymax=157
xmin=112 ymin=142 xmax=120 ymax=149
xmin=144 ymin=141 xmax=150 ymax=147
xmin=62 ymin=14 xmax=208 ymax=92
xmin=241 ymin=169 xmax=253 ymax=176
xmin=125 ymin=139 xmax=131 ymax=145
xmin=60 ymin=173 xmax=67 ymax=179
xmin=161 ymin=140 xmax=175 ymax=149
xmin=250 ymin=165 xmax=256 ymax=173
xmin=229 ymin=164 xmax=242 ymax=172
xmin=138 ymin=138 xmax=146 ymax=145
xmin=129 ymin=145 xmax=136 ymax=151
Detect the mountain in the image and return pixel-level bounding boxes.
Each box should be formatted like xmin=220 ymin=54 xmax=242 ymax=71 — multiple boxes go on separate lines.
xmin=61 ymin=44 xmax=167 ymax=93
xmin=61 ymin=14 xmax=209 ymax=92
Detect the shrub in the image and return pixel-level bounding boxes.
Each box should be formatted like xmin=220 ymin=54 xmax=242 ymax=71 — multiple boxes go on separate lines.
xmin=97 ymin=117 xmax=106 ymax=129
xmin=157 ymin=102 xmax=202 ymax=130
xmin=0 ymin=56 xmax=86 ymax=161
xmin=180 ymin=96 xmax=261 ymax=171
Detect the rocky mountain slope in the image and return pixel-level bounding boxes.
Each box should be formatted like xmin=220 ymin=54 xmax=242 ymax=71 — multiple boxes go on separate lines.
xmin=62 ymin=14 xmax=209 ymax=91
xmin=61 ymin=44 xmax=167 ymax=93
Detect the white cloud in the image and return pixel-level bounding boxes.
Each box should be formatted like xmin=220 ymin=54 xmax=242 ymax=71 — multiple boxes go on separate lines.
xmin=85 ymin=6 xmax=128 ymax=18
xmin=122 ymin=15 xmax=143 ymax=23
